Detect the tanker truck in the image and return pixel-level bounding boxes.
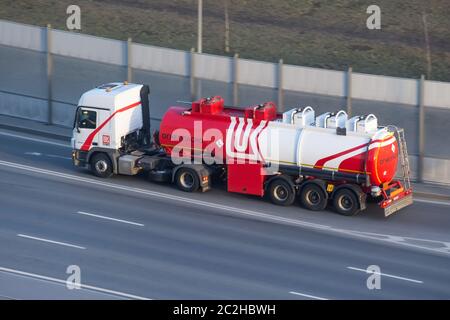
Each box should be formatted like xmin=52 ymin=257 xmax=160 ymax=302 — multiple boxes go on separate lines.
xmin=71 ymin=82 xmax=413 ymax=216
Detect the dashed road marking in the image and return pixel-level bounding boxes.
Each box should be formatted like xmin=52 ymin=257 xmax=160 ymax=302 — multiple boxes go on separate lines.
xmin=289 ymin=291 xmax=328 ymax=300
xmin=76 ymin=211 xmax=144 ymax=227
xmin=17 ymin=234 xmax=86 ymax=250
xmin=347 ymin=266 xmax=423 ymax=284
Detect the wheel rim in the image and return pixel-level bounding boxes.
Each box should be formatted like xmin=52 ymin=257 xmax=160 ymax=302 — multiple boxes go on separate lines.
xmin=180 ymin=172 xmax=194 ymax=189
xmin=95 ymin=160 xmax=108 ymax=173
xmin=306 ymin=189 xmax=321 ymax=205
xmin=339 ymin=194 xmax=353 ymax=211
xmin=273 ymin=185 xmax=289 ymax=202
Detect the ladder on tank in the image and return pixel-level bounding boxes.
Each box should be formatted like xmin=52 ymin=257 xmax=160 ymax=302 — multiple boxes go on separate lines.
xmin=388 ymin=126 xmax=411 ymax=190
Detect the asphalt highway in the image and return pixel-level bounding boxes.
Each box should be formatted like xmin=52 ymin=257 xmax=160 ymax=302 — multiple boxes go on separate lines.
xmin=0 ymin=129 xmax=449 ymax=299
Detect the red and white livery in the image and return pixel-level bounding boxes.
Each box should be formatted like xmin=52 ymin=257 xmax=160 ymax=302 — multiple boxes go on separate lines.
xmin=72 ymin=83 xmax=413 ymax=217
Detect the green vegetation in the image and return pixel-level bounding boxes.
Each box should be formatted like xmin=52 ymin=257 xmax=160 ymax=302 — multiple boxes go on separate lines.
xmin=1 ymin=0 xmax=449 ymax=81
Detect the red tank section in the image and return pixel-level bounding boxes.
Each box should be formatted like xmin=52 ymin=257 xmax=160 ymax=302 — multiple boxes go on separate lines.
xmin=366 ymin=136 xmax=399 ymax=185
xmin=158 ymin=106 xmax=231 ymax=162
xmin=337 ymin=135 xmax=399 ymax=186
xmin=159 ymin=98 xmax=278 ymax=163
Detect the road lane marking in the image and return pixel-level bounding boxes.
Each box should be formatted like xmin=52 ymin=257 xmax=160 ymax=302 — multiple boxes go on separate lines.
xmin=1 ymin=159 xmax=450 ymax=256
xmin=289 ymin=291 xmax=328 ymax=300
xmin=24 ymin=152 xmax=72 ymax=160
xmin=347 ymin=267 xmax=423 ymax=284
xmin=76 ymin=211 xmax=144 ymax=227
xmin=17 ymin=234 xmax=86 ymax=250
xmin=0 ymin=130 xmax=70 ymax=148
xmin=414 ymin=198 xmax=450 ymax=207
xmin=346 ymin=230 xmax=450 ymax=249
xmin=24 ymin=152 xmax=42 ymax=156
xmin=0 ymin=266 xmax=150 ymax=300
xmin=46 ymin=154 xmax=72 ymax=160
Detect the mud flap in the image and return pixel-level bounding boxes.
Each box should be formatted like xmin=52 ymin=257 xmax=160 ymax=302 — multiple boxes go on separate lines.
xmin=383 ymin=193 xmax=413 ymax=217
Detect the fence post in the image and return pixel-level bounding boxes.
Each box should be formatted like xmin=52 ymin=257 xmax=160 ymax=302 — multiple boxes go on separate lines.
xmin=233 ymin=53 xmax=239 ymax=106
xmin=197 ymin=0 xmax=203 ymax=54
xmin=346 ymin=66 xmax=353 ymax=117
xmin=418 ymin=74 xmax=425 ymax=182
xmin=190 ymin=48 xmax=196 ymax=101
xmin=278 ymin=59 xmax=284 ymax=112
xmin=46 ymin=24 xmax=53 ymax=125
xmin=127 ymin=37 xmax=133 ymax=82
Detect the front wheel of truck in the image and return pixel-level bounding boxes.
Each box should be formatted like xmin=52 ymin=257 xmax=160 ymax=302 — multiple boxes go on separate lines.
xmin=90 ymin=153 xmax=113 ymax=178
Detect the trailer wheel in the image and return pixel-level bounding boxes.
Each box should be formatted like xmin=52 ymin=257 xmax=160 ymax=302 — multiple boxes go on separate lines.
xmin=299 ymin=183 xmax=327 ymax=211
xmin=332 ymin=188 xmax=360 ymax=216
xmin=90 ymin=153 xmax=113 ymax=178
xmin=268 ymin=178 xmax=295 ymax=206
xmin=175 ymin=168 xmax=200 ymax=192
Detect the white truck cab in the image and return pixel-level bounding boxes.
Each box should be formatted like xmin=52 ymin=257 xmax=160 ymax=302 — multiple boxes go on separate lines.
xmin=71 ymin=82 xmax=151 ymax=177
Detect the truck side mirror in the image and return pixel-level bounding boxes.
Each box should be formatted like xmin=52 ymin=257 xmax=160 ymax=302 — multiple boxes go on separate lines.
xmin=74 ymin=109 xmax=81 ymax=133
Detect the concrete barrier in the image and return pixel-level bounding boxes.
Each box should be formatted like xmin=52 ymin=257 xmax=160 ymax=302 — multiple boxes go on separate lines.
xmin=1 ymin=19 xmax=450 ymax=109
xmin=0 ymin=92 xmax=47 ymax=122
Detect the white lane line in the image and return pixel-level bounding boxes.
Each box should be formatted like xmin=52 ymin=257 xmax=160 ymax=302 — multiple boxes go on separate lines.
xmin=76 ymin=211 xmax=144 ymax=227
xmin=414 ymin=198 xmax=450 ymax=207
xmin=1 ymin=159 xmax=449 ymax=256
xmin=24 ymin=152 xmax=72 ymax=161
xmin=0 ymin=130 xmax=70 ymax=148
xmin=24 ymin=152 xmax=42 ymax=156
xmin=0 ymin=266 xmax=150 ymax=300
xmin=347 ymin=267 xmax=423 ymax=284
xmin=46 ymin=154 xmax=72 ymax=160
xmin=289 ymin=291 xmax=328 ymax=300
xmin=17 ymin=234 xmax=86 ymax=250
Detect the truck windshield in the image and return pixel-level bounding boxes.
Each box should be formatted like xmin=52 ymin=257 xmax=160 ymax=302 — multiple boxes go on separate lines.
xmin=77 ymin=108 xmax=97 ymax=129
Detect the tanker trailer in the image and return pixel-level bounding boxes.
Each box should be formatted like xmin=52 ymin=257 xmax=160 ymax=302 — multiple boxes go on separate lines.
xmin=71 ymin=83 xmax=412 ymax=217
xmin=158 ymin=96 xmax=412 ymax=216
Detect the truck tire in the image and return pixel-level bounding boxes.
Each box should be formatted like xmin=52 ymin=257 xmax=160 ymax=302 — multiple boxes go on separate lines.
xmin=90 ymin=153 xmax=113 ymax=178
xmin=148 ymin=170 xmax=171 ymax=182
xmin=332 ymin=188 xmax=360 ymax=216
xmin=300 ymin=183 xmax=328 ymax=211
xmin=268 ymin=178 xmax=295 ymax=206
xmin=175 ymin=168 xmax=200 ymax=192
